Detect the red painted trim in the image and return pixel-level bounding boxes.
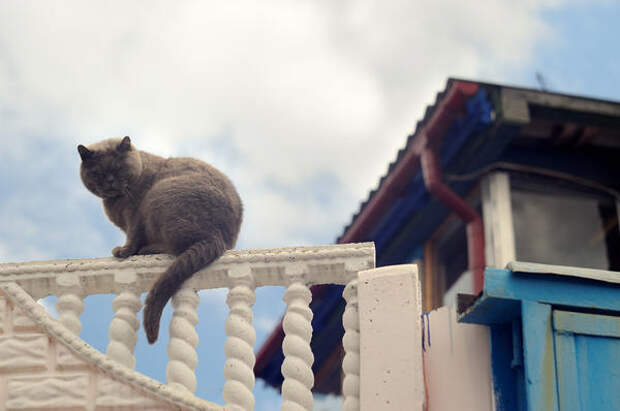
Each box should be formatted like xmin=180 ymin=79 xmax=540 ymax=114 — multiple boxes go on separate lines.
xmin=339 ymin=81 xmax=479 ymax=244
xmin=421 ymin=146 xmax=485 ymax=293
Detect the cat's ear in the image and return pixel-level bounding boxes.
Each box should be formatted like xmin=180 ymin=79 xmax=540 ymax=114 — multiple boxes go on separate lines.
xmin=77 ymin=145 xmax=94 ymax=161
xmin=118 ymin=136 xmax=132 ymax=152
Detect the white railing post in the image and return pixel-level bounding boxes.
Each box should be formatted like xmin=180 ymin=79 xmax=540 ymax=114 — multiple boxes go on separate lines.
xmin=166 ymin=285 xmax=200 ymax=393
xmin=281 ymin=265 xmax=314 ymax=411
xmin=357 ymin=264 xmax=424 ymax=411
xmin=342 ymin=277 xmax=360 ymax=411
xmin=106 ymin=270 xmax=141 ymax=368
xmin=55 ymin=273 xmax=84 ymax=336
xmin=223 ymin=264 xmax=256 ymax=411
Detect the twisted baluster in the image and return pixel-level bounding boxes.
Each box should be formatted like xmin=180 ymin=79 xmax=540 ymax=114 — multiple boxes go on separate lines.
xmin=342 ymin=278 xmax=360 ymax=411
xmin=281 ymin=277 xmax=314 ymax=411
xmin=222 ymin=272 xmax=256 ymax=411
xmin=106 ymin=271 xmax=141 ymax=368
xmin=55 ymin=273 xmax=84 ymax=335
xmin=106 ymin=290 xmax=141 ymax=368
xmin=166 ymin=286 xmax=199 ymax=393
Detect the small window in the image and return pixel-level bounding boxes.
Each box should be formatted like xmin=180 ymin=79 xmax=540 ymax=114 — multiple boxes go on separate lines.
xmin=511 ymin=178 xmax=620 ymax=271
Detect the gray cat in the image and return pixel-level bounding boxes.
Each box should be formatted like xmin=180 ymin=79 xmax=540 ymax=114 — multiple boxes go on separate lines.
xmin=78 ymin=136 xmax=242 ymax=344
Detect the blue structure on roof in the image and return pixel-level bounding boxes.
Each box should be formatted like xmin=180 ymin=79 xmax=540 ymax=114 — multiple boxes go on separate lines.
xmin=460 ymin=265 xmax=620 ymax=411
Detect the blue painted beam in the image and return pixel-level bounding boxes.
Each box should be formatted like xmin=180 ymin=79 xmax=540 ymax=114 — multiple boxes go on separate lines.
xmin=484 ymin=268 xmax=620 ymax=312
xmin=459 ymin=267 xmax=620 ymax=324
xmin=521 ymin=301 xmax=559 ymax=411
xmin=489 ymin=323 xmax=526 ymax=411
xmin=553 ymin=310 xmax=620 ymax=338
xmin=459 ymin=296 xmax=521 ymax=325
xmin=554 ymin=332 xmax=580 ymax=411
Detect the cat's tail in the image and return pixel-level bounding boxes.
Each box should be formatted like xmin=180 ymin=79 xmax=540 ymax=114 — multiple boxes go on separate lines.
xmin=143 ymin=236 xmax=227 ymax=344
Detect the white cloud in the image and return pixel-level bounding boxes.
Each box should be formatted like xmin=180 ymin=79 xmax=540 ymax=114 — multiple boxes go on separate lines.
xmin=0 ymin=138 xmax=119 ymax=262
xmin=0 ymin=0 xmax=594 ymax=252
xmin=198 ymin=287 xmax=228 ymax=315
xmin=254 ymin=314 xmax=278 ymax=335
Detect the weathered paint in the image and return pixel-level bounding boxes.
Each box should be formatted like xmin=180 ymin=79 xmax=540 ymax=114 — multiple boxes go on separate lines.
xmin=489 ymin=323 xmax=525 ymax=411
xmin=484 ymin=268 xmax=620 ymax=312
xmin=507 ymin=261 xmax=620 ymax=285
xmin=521 ymin=301 xmax=559 ymax=411
xmin=554 ymin=332 xmax=580 ymax=411
xmin=553 ymin=310 xmax=620 ymax=338
xmin=553 ymin=310 xmax=620 ymax=410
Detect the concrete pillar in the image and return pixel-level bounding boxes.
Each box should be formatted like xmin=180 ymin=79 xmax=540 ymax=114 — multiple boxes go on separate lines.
xmin=358 ymin=264 xmax=424 ymax=411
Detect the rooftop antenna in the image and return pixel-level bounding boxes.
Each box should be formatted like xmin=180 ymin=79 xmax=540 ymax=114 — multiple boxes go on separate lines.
xmin=535 ymin=71 xmax=549 ymax=92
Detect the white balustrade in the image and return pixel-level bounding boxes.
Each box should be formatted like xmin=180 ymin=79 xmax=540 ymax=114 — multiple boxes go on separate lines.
xmin=55 ymin=273 xmax=84 ymax=335
xmin=342 ymin=278 xmax=360 ymax=411
xmin=223 ymin=264 xmax=256 ymax=411
xmin=166 ymin=285 xmax=200 ymax=393
xmin=281 ymin=263 xmax=315 ymax=411
xmin=0 ymin=243 xmax=376 ymax=410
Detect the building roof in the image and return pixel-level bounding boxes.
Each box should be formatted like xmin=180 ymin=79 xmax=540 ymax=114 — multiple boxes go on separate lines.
xmin=254 ymin=79 xmax=620 ymax=394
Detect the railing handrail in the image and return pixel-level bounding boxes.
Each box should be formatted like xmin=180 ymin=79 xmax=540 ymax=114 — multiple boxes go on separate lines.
xmin=0 ymin=242 xmax=375 ymax=299
xmin=0 ymin=242 xmax=379 ymax=411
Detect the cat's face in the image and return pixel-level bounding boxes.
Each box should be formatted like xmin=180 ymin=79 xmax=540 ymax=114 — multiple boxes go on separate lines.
xmin=78 ymin=136 xmax=143 ymax=198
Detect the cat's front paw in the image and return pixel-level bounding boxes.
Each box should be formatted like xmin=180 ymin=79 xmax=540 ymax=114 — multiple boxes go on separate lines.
xmin=112 ymin=246 xmax=135 ymax=259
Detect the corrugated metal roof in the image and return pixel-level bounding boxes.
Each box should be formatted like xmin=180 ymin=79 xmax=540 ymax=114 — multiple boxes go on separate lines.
xmin=336 ymin=84 xmax=451 ymax=243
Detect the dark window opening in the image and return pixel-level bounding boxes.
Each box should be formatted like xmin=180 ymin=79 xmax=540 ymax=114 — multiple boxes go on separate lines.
xmin=511 ymin=176 xmax=619 ymax=271
xmin=437 ymin=221 xmax=468 ymax=292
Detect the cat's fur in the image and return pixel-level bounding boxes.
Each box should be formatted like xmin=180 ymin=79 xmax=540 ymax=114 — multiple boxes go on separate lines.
xmin=78 ymin=136 xmax=242 ymax=344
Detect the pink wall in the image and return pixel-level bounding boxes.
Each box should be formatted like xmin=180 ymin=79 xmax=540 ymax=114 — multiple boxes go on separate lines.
xmin=422 ymin=307 xmax=494 ymax=411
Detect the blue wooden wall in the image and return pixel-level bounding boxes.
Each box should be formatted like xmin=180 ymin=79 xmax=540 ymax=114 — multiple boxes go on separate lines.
xmin=460 ymin=267 xmax=620 ymax=410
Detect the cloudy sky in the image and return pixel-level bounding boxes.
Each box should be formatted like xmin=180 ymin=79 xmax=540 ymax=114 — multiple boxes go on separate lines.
xmin=1 ymin=1 xmax=619 ymax=409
